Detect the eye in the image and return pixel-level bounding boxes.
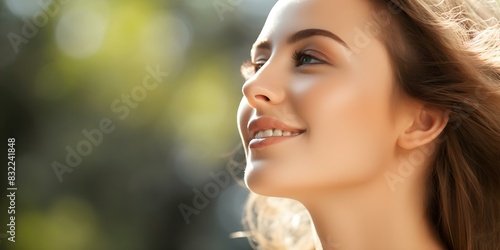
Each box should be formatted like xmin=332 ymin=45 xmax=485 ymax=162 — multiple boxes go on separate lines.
xmin=240 ymin=60 xmax=265 ymax=80
xmin=240 ymin=50 xmax=327 ymax=80
xmin=292 ymin=50 xmax=325 ymax=67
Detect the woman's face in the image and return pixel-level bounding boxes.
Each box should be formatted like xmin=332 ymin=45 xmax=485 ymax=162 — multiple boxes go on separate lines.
xmin=237 ymin=0 xmax=406 ymax=198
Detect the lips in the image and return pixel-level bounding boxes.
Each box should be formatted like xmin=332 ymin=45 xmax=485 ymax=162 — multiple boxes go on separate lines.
xmin=248 ymin=116 xmax=305 ymax=148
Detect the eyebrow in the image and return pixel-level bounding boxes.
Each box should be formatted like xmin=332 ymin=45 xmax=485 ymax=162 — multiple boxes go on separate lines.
xmin=252 ymin=28 xmax=351 ymax=52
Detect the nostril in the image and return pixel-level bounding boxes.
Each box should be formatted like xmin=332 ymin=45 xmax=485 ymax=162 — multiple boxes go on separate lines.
xmin=256 ymin=95 xmax=270 ymax=102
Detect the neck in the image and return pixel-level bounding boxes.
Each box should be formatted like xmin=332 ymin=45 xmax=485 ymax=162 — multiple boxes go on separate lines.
xmin=299 ymin=177 xmax=445 ymax=250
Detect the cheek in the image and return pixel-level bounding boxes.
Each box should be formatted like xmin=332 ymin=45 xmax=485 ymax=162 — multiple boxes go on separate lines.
xmin=297 ymin=74 xmax=396 ymax=182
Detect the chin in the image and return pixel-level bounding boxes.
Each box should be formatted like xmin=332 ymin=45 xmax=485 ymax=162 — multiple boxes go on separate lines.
xmin=244 ymin=167 xmax=268 ymax=195
xmin=244 ymin=170 xmax=303 ymax=199
xmin=245 ymin=170 xmax=284 ymax=197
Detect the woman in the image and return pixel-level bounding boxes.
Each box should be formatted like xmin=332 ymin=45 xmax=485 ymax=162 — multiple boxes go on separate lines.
xmin=235 ymin=0 xmax=500 ymax=249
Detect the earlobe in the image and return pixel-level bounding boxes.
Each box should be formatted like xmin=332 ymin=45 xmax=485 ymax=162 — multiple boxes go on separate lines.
xmin=397 ymin=106 xmax=449 ymax=149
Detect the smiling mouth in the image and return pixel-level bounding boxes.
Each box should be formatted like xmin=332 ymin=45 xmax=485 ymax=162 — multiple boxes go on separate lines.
xmin=249 ymin=129 xmax=306 ymax=149
xmin=246 ymin=115 xmax=306 ymax=149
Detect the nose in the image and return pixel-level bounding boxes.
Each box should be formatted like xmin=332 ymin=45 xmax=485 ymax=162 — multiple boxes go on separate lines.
xmin=241 ymin=62 xmax=285 ymax=109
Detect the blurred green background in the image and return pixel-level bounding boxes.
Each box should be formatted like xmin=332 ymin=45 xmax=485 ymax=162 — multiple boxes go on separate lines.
xmin=0 ymin=0 xmax=277 ymax=249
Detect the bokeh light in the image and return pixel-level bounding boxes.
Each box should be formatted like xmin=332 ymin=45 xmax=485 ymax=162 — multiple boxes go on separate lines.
xmin=55 ymin=6 xmax=108 ymax=58
xmin=5 ymin=0 xmax=43 ymax=17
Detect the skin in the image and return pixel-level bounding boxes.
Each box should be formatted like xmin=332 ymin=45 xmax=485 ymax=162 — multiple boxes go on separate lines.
xmin=237 ymin=0 xmax=449 ymax=249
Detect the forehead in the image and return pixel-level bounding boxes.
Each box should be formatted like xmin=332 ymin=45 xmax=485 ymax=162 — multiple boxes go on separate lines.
xmin=255 ymin=0 xmax=374 ymax=48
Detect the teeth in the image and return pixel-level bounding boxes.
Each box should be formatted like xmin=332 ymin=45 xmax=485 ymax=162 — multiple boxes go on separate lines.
xmin=254 ymin=129 xmax=301 ymax=139
xmin=263 ymin=129 xmax=273 ymax=137
xmin=255 ymin=131 xmax=264 ymax=139
xmin=273 ymin=129 xmax=283 ymax=136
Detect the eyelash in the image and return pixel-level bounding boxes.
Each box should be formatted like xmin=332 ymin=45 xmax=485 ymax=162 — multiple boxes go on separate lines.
xmin=240 ymin=50 xmax=325 ymax=79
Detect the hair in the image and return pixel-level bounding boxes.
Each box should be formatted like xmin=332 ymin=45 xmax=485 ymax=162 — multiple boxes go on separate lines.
xmin=234 ymin=0 xmax=500 ymax=249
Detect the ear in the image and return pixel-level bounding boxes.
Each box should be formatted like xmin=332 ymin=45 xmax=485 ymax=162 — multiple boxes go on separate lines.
xmin=397 ymin=105 xmax=449 ymax=149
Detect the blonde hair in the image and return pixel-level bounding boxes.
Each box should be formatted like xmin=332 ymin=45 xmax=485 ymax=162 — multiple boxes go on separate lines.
xmin=235 ymin=0 xmax=500 ymax=249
